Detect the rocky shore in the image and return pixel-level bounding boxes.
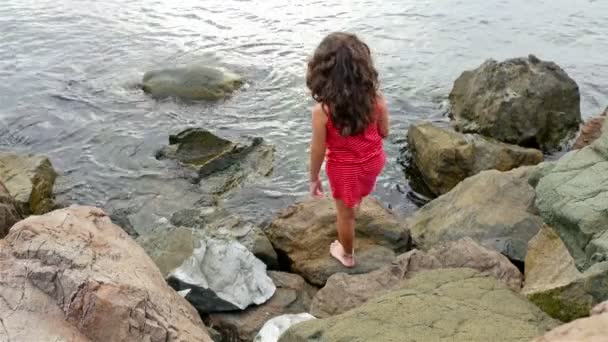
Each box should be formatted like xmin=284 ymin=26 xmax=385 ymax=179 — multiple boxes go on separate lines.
xmin=1 ymin=56 xmax=607 ymax=342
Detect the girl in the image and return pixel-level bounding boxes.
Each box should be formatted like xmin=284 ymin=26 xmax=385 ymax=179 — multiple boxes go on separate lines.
xmin=306 ymin=32 xmax=389 ymax=268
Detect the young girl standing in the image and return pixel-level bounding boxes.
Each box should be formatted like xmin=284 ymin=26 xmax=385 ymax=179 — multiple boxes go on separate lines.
xmin=306 ymin=32 xmax=389 ymax=268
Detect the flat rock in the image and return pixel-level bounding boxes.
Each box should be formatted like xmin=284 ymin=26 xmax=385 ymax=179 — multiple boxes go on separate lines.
xmin=0 ymin=181 xmax=21 ymax=238
xmin=207 ymin=272 xmax=317 ymax=342
xmin=407 ymin=167 xmax=543 ymax=263
xmin=450 ymin=55 xmax=581 ymax=152
xmin=0 ymin=206 xmax=211 ymax=342
xmin=311 ymin=238 xmax=522 ymax=317
xmin=254 ymin=314 xmax=316 ymax=342
xmin=0 ymin=152 xmax=57 ymax=215
xmin=535 ymin=125 xmax=608 ymax=271
xmin=142 ymin=65 xmax=243 ymax=101
xmin=523 ymin=225 xmax=608 ymax=322
xmin=533 ymin=301 xmax=608 ymax=342
xmin=280 ymin=268 xmax=557 ymax=342
xmin=167 ymin=237 xmax=276 ymax=313
xmin=266 ymin=197 xmax=410 ymax=286
xmin=406 ymin=121 xmax=543 ymax=196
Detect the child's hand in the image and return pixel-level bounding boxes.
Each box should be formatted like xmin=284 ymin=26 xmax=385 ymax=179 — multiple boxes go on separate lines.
xmin=309 ymin=179 xmax=324 ymax=198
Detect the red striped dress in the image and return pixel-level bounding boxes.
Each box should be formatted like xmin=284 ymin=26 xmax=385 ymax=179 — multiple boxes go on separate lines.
xmin=325 ymin=103 xmax=386 ymax=208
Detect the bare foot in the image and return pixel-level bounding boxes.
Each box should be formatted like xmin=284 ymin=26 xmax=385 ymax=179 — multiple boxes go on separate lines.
xmin=330 ymin=240 xmax=355 ymax=268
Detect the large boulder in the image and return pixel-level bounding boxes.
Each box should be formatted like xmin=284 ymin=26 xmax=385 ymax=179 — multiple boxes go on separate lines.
xmin=572 ymin=106 xmax=606 ymax=149
xmin=534 ymin=126 xmax=608 ymax=270
xmin=406 ymin=121 xmax=543 ymax=196
xmin=266 ymin=198 xmax=410 ymax=286
xmin=167 ymin=238 xmax=276 ymax=313
xmin=280 ymin=268 xmax=557 ymax=342
xmin=311 ymin=238 xmax=522 ymax=318
xmin=142 ymin=65 xmax=244 ymax=101
xmin=449 ymin=55 xmax=581 ymax=152
xmin=533 ymin=301 xmax=608 ymax=342
xmin=0 ymin=181 xmax=21 ymax=238
xmin=0 ymin=152 xmax=57 ymax=215
xmin=523 ymin=225 xmax=608 ymax=322
xmin=407 ymin=167 xmax=543 ymax=264
xmin=157 ymin=128 xmax=275 ymax=195
xmin=0 ymin=206 xmax=211 ymax=342
xmin=207 ymin=272 xmax=317 ymax=342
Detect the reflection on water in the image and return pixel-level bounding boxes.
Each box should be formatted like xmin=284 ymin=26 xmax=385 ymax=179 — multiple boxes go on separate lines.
xmin=0 ymin=0 xmax=607 ymax=227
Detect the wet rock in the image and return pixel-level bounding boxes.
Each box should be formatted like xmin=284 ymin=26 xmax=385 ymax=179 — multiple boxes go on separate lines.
xmin=167 ymin=238 xmax=276 ymax=313
xmin=207 ymin=272 xmax=317 ymax=342
xmin=523 ymin=225 xmax=608 ymax=322
xmin=109 ymin=207 xmax=140 ymax=238
xmin=407 ymin=166 xmax=543 ymax=263
xmin=0 ymin=152 xmax=57 ymax=215
xmin=266 ymin=197 xmax=410 ymax=286
xmin=450 ymin=55 xmax=581 ymax=152
xmin=142 ymin=65 xmax=244 ymax=101
xmin=406 ymin=121 xmax=543 ymax=196
xmin=254 ymin=313 xmax=316 ymax=342
xmin=534 ymin=126 xmax=608 ymax=270
xmin=311 ymin=238 xmax=522 ymax=318
xmin=0 ymin=206 xmax=212 ymax=342
xmin=0 ymin=181 xmax=21 ymax=238
xmin=533 ymin=301 xmax=608 ymax=342
xmin=157 ymin=128 xmax=275 ymax=195
xmin=572 ymin=107 xmax=606 ymax=149
xmin=280 ymin=269 xmax=557 ymax=342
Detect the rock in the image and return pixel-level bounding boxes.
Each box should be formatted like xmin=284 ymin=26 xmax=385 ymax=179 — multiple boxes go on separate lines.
xmin=280 ymin=268 xmax=557 ymax=342
xmin=167 ymin=238 xmax=276 ymax=313
xmin=266 ymin=197 xmax=410 ymax=286
xmin=523 ymin=225 xmax=608 ymax=322
xmin=109 ymin=207 xmax=140 ymax=238
xmin=406 ymin=122 xmax=543 ymax=196
xmin=207 ymin=272 xmax=317 ymax=342
xmin=407 ymin=167 xmax=543 ymax=263
xmin=0 ymin=206 xmax=211 ymax=342
xmin=157 ymin=128 xmax=275 ymax=195
xmin=311 ymin=238 xmax=522 ymax=318
xmin=0 ymin=181 xmax=21 ymax=238
xmin=142 ymin=65 xmax=244 ymax=101
xmin=533 ymin=301 xmax=608 ymax=342
xmin=534 ymin=126 xmax=608 ymax=270
xmin=254 ymin=314 xmax=316 ymax=342
xmin=572 ymin=106 xmax=607 ymax=149
xmin=449 ymin=55 xmax=581 ymax=152
xmin=0 ymin=152 xmax=57 ymax=215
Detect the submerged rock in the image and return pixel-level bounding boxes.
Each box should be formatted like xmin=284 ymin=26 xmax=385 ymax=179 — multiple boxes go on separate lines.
xmin=167 ymin=238 xmax=276 ymax=313
xmin=157 ymin=128 xmax=275 ymax=195
xmin=0 ymin=206 xmax=212 ymax=342
xmin=311 ymin=238 xmax=522 ymax=318
xmin=142 ymin=65 xmax=244 ymax=101
xmin=406 ymin=121 xmax=543 ymax=196
xmin=254 ymin=313 xmax=316 ymax=342
xmin=280 ymin=269 xmax=557 ymax=342
xmin=450 ymin=55 xmax=581 ymax=152
xmin=534 ymin=126 xmax=608 ymax=270
xmin=208 ymin=272 xmax=317 ymax=342
xmin=533 ymin=301 xmax=608 ymax=342
xmin=407 ymin=166 xmax=543 ymax=264
xmin=266 ymin=197 xmax=410 ymax=286
xmin=0 ymin=152 xmax=57 ymax=215
xmin=0 ymin=181 xmax=21 ymax=238
xmin=523 ymin=225 xmax=608 ymax=322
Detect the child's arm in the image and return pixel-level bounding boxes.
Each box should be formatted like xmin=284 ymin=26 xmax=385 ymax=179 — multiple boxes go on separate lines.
xmin=377 ymin=95 xmax=390 ymax=139
xmin=309 ymin=104 xmax=327 ymax=183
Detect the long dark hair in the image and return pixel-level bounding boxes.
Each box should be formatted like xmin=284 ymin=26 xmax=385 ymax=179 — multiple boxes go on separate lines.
xmin=306 ymin=32 xmax=379 ymax=136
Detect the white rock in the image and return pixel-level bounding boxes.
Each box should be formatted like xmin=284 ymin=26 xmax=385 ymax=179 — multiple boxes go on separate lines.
xmin=254 ymin=313 xmax=316 ymax=342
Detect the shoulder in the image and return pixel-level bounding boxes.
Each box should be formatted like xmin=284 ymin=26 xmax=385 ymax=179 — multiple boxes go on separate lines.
xmin=311 ymin=103 xmax=328 ymax=124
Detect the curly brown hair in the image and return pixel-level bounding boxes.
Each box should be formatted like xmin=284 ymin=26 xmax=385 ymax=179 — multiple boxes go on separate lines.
xmin=306 ymin=32 xmax=379 ymax=136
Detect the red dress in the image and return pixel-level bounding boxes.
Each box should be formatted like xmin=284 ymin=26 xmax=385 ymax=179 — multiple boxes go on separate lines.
xmin=325 ymin=104 xmax=386 ymax=208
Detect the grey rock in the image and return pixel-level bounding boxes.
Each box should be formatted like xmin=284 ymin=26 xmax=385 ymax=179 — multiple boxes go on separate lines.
xmin=167 ymin=238 xmax=276 ymax=313
xmin=450 ymin=55 xmax=581 ymax=152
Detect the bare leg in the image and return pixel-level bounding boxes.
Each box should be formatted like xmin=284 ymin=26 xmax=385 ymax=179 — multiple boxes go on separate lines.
xmin=330 ymin=199 xmax=356 ymax=267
